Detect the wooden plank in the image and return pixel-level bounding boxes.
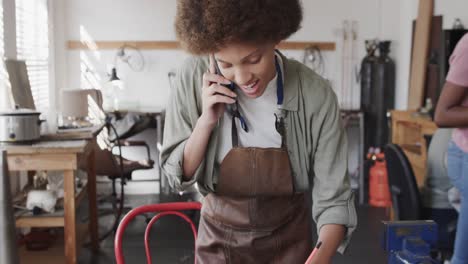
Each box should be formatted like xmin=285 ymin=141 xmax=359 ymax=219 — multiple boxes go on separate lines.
xmin=68 ymin=40 xmax=180 ymax=50
xmin=63 ymin=170 xmax=77 ymax=264
xmin=424 ymin=16 xmax=443 ymax=106
xmin=390 ymin=110 xmax=437 ymax=188
xmin=67 ymin=40 xmax=336 ymax=51
xmin=4 ymin=140 xmax=88 ymax=155
xmin=7 ymin=154 xmax=77 ymax=171
xmin=408 ymin=0 xmax=434 ymax=110
xmin=405 ymin=150 xmax=426 ymax=187
xmin=16 ymin=216 xmax=64 ymax=228
xmin=277 ymin=41 xmax=335 ymax=51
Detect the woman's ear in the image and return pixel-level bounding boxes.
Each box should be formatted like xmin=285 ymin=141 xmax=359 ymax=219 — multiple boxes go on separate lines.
xmin=274 ymin=40 xmax=282 ymax=49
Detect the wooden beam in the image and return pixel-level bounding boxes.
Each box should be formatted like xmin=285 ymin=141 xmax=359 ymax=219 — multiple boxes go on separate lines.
xmin=7 ymin=154 xmax=77 ymax=171
xmin=64 ymin=170 xmax=77 ymax=264
xmin=408 ymin=0 xmax=434 ymax=110
xmin=16 ymin=216 xmax=65 ymax=228
xmin=68 ymin=40 xmax=180 ymax=50
xmin=277 ymin=41 xmax=335 ymax=51
xmin=67 ymin=40 xmax=336 ymax=51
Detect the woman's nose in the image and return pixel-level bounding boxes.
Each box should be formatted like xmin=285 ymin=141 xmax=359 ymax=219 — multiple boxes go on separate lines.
xmin=233 ymin=69 xmax=253 ymax=86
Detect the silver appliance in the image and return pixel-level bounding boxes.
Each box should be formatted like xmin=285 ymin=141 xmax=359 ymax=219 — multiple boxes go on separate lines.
xmin=0 ymin=109 xmax=42 ymax=143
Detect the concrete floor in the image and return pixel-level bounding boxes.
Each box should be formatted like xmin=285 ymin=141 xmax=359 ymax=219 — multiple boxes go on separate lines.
xmin=78 ymin=128 xmax=389 ymax=263
xmin=78 ymin=191 xmax=201 ymax=264
xmin=77 ymin=189 xmax=388 ymax=264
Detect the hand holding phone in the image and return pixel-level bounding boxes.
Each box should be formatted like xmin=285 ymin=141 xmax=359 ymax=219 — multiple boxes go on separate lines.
xmin=198 ymin=55 xmax=237 ymax=128
xmin=213 ymin=57 xmax=236 ymax=93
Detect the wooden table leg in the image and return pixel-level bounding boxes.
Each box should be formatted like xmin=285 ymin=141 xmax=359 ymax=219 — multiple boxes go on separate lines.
xmin=87 ymin=148 xmax=99 ymax=251
xmin=64 ymin=170 xmax=77 ymax=264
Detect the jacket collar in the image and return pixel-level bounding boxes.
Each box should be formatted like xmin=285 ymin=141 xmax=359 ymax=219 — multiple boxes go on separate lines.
xmin=277 ymin=51 xmax=299 ymax=112
xmin=202 ymin=51 xmax=300 ymax=112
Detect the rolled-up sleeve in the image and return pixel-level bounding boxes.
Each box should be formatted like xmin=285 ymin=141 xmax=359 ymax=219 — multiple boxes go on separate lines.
xmin=160 ymin=58 xmax=206 ymax=192
xmin=311 ymin=87 xmax=357 ymax=254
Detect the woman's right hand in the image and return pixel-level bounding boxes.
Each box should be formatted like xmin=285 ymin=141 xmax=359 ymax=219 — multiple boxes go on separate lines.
xmin=199 ymin=55 xmax=237 ymax=128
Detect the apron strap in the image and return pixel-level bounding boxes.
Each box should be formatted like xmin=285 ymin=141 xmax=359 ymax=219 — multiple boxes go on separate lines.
xmin=231 ymin=53 xmax=286 ymax=148
xmin=231 ymin=110 xmax=287 ymax=148
xmin=275 ymin=55 xmax=284 ymax=106
xmin=231 ymin=111 xmax=239 ymax=147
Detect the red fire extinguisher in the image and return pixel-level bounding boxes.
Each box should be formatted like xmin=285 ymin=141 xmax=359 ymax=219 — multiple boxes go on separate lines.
xmin=368 ymin=151 xmax=392 ymax=208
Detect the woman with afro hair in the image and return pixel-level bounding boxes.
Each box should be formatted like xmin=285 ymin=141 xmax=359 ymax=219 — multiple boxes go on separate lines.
xmin=160 ymin=1 xmax=357 ymax=263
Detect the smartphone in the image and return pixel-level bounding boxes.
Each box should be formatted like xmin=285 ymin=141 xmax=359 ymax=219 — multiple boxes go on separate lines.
xmin=212 ymin=56 xmax=247 ymax=131
xmin=212 ymin=55 xmax=236 ymax=92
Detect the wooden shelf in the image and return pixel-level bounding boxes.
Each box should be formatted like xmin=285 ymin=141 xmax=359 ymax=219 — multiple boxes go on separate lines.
xmin=19 ymin=223 xmax=89 ymax=264
xmin=400 ymin=143 xmax=422 ymax=155
xmin=6 ymin=138 xmax=99 ymax=263
xmin=16 ymin=216 xmax=65 ymax=228
xmin=67 ymin=40 xmax=336 ymax=51
xmin=15 ymin=181 xmax=88 ymax=228
xmin=390 ymin=110 xmax=438 ymax=187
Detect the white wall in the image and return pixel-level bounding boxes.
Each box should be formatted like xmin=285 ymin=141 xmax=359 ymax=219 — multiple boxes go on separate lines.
xmin=55 ymin=0 xmax=468 ymax=112
xmin=57 ymin=0 xmax=396 ymax=110
xmin=396 ymin=0 xmax=468 ymax=109
xmin=0 ymin=0 xmax=15 ymax=110
xmin=60 ymin=0 xmax=187 ymax=110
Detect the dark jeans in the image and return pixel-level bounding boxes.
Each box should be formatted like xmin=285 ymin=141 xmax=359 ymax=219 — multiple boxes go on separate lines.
xmin=422 ymin=207 xmax=458 ymax=250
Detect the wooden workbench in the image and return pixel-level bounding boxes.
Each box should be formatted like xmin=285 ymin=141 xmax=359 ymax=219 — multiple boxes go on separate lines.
xmin=5 ymin=138 xmax=99 ymax=264
xmin=390 ymin=110 xmax=438 ymax=187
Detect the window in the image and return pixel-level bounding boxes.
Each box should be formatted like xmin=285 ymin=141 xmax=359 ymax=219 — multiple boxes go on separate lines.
xmin=0 ymin=1 xmax=4 ymax=57
xmin=0 ymin=1 xmax=6 ymax=109
xmin=16 ymin=0 xmax=49 ymax=111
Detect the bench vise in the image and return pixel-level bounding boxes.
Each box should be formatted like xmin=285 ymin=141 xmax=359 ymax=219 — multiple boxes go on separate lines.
xmin=382 ymin=220 xmax=440 ymax=264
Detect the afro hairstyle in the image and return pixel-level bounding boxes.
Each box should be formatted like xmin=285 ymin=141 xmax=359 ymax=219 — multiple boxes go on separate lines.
xmin=175 ymin=0 xmax=303 ymax=55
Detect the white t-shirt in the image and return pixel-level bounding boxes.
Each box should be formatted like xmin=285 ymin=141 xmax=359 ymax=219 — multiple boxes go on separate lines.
xmin=215 ymin=55 xmax=284 ymax=164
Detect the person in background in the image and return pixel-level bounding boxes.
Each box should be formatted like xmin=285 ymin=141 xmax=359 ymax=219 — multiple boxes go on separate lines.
xmin=422 ymin=128 xmax=458 ymax=253
xmin=160 ymin=0 xmax=357 ymax=263
xmin=435 ymin=33 xmax=468 ymax=264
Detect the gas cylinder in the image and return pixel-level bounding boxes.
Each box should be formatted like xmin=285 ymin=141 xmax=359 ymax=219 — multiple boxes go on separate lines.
xmin=360 ymin=39 xmax=378 ymax=114
xmin=360 ymin=40 xmax=395 ymax=151
xmin=361 ymin=39 xmax=378 ymax=153
xmin=368 ymin=152 xmax=392 ymax=207
xmin=373 ymin=41 xmax=395 ymax=148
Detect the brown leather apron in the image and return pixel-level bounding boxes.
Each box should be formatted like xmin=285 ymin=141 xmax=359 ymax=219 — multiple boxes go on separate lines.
xmin=196 ymin=60 xmax=312 ymax=263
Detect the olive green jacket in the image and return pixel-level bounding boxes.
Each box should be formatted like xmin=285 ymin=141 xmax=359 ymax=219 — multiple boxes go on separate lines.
xmin=160 ymin=53 xmax=357 ymax=253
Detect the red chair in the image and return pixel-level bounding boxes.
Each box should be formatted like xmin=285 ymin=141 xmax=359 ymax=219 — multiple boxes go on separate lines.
xmin=114 ymin=202 xmax=202 ymax=264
